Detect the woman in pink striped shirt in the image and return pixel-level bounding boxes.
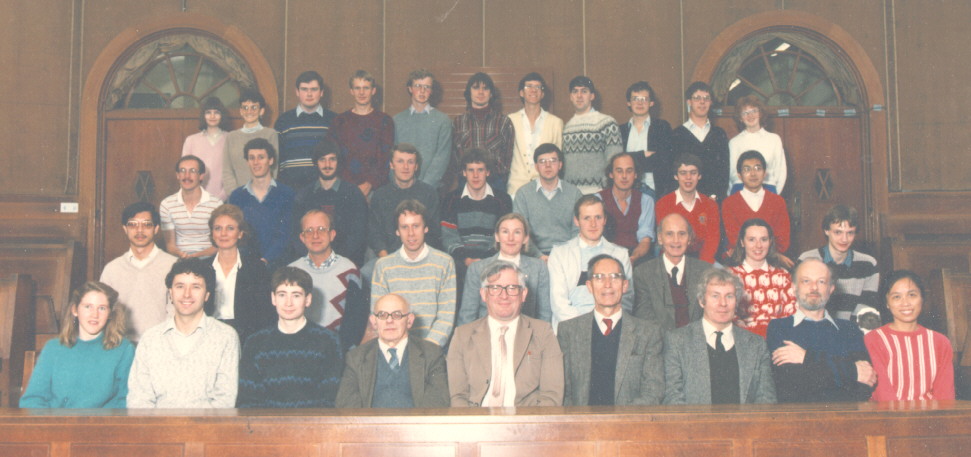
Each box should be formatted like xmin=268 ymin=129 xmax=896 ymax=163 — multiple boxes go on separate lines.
xmin=865 ymin=270 xmax=954 ymax=401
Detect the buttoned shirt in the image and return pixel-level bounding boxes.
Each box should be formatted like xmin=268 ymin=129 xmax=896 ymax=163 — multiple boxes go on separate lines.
xmin=791 ymin=309 xmax=840 ymax=329
xmin=296 ymin=105 xmax=324 ymax=117
xmin=212 ymin=252 xmax=242 ymax=320
xmin=683 ymin=118 xmax=711 ymax=143
xmin=702 ymin=318 xmax=736 ymax=350
xmin=378 ymin=336 xmax=409 ymax=364
xmin=483 ymin=316 xmax=520 ymax=406
xmin=536 ymin=179 xmax=563 ymax=201
xmin=593 ymin=309 xmax=623 ymax=335
xmin=739 ymin=186 xmax=766 ymax=212
xmin=127 ymin=244 xmax=161 ymax=269
xmin=662 ymin=254 xmax=687 ymax=284
xmin=399 ymin=243 xmax=430 ymax=263
xmin=675 ymin=190 xmax=701 ymax=212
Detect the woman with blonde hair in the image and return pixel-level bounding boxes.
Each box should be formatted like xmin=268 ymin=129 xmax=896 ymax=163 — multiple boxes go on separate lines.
xmin=20 ymin=281 xmax=135 ymax=408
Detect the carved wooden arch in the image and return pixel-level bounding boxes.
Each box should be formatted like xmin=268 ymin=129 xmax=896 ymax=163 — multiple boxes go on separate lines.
xmin=690 ymin=10 xmax=889 ymax=240
xmin=78 ymin=13 xmax=279 ymax=278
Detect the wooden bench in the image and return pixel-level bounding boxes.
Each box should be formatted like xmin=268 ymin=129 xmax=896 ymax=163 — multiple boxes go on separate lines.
xmin=926 ymin=268 xmax=971 ymax=399
xmin=0 ymin=274 xmax=35 ymax=407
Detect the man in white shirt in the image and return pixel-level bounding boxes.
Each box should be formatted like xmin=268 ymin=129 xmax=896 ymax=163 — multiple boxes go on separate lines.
xmin=159 ymin=155 xmax=222 ymax=259
xmin=507 ymin=72 xmax=563 ymax=196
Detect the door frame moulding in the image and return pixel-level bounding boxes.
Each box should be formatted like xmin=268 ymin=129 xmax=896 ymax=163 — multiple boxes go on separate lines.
xmin=79 ymin=13 xmax=279 ymax=277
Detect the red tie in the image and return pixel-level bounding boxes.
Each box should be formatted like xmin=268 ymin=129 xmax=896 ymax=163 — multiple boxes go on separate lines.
xmin=603 ymin=318 xmax=613 ymax=336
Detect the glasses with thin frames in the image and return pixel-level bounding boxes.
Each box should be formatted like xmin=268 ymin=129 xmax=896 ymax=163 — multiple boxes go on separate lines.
xmin=125 ymin=220 xmax=155 ymax=229
xmin=374 ymin=311 xmax=411 ymax=320
xmin=302 ymin=226 xmax=331 ymax=236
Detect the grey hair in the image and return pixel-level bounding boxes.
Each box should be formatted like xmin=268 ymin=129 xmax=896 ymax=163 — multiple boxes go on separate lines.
xmin=479 ymin=260 xmax=527 ymax=288
xmin=695 ymin=267 xmax=745 ymax=305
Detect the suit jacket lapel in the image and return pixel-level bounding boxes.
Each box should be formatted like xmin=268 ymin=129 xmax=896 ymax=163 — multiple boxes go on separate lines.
xmin=512 ymin=316 xmax=532 ymax=372
xmin=689 ymin=321 xmax=713 ymax=404
xmin=615 ymin=316 xmax=635 ymax=399
xmin=573 ymin=314 xmax=594 ymax=405
xmin=407 ymin=340 xmax=426 ymax=406
xmin=471 ymin=319 xmax=492 ymax=383
xmin=361 ymin=342 xmax=379 ymax=407
xmin=733 ymin=326 xmax=756 ymax=403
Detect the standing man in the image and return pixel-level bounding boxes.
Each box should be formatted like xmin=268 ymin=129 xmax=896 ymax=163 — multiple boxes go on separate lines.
xmin=228 ymin=138 xmax=295 ymax=267
xmin=127 ymin=258 xmax=239 ymax=408
xmin=619 ymin=81 xmax=673 ymax=198
xmin=291 ymin=137 xmax=368 ymax=267
xmin=452 ymin=72 xmax=514 ymax=193
xmin=561 ymin=76 xmax=623 ymax=194
xmin=333 ymin=70 xmax=394 ymax=198
xmin=237 ymin=267 xmax=343 ymax=408
xmin=394 ymin=69 xmax=453 ymax=190
xmin=290 ymin=209 xmax=368 ymax=352
xmin=368 ymin=143 xmax=441 ymax=259
xmin=371 ymin=200 xmax=456 ymax=347
xmin=336 ymin=294 xmax=450 ymax=408
xmin=222 ymin=89 xmax=279 ymax=193
xmin=671 ymin=81 xmax=729 ymax=201
xmin=512 ymin=143 xmax=582 ymax=259
xmin=633 ymin=213 xmax=712 ymax=331
xmin=160 ymin=155 xmax=222 ymax=259
xmin=766 ymin=258 xmax=876 ymax=402
xmin=548 ymin=195 xmax=633 ymax=330
xmin=507 ymin=72 xmax=563 ymax=197
xmin=654 ymin=153 xmax=720 ymax=263
xmin=275 ymin=70 xmax=336 ymax=190
xmin=663 ymin=268 xmax=776 ymax=404
xmin=447 ymin=261 xmax=563 ymax=407
xmin=100 ymin=202 xmax=178 ymax=341
xmin=558 ymin=254 xmax=664 ymax=406
xmin=598 ymin=152 xmax=656 ymax=264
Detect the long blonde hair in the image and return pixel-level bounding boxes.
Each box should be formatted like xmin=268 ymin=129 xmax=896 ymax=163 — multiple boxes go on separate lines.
xmin=58 ymin=281 xmax=126 ymax=350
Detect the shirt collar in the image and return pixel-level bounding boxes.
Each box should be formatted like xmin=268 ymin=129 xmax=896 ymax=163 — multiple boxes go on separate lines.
xmin=127 ymin=244 xmax=160 ymax=263
xmin=177 ymin=187 xmax=212 ymax=205
xmin=662 ymin=254 xmax=685 ymax=275
xmin=461 ymin=183 xmax=494 ymax=199
xmin=297 ymin=105 xmax=324 ymax=117
xmin=684 ymin=118 xmax=711 ymax=130
xmin=163 ymin=314 xmax=209 ymax=336
xmin=314 ymin=177 xmax=342 ymax=192
xmin=792 ymin=309 xmax=840 ymax=329
xmin=674 ymin=190 xmax=700 ymax=206
xmin=536 ymin=179 xmax=562 ymax=192
xmin=244 ymin=179 xmax=277 ymax=197
xmin=409 ymin=105 xmax=433 ymax=114
xmin=497 ymin=252 xmax=521 ymax=265
xmin=378 ymin=336 xmax=409 ymax=361
xmin=742 ymin=259 xmax=769 ymax=273
xmin=211 ymin=250 xmax=243 ymax=271
xmin=305 ymin=251 xmax=339 ymax=270
xmin=593 ymin=308 xmax=622 ymax=326
xmin=821 ymin=245 xmax=854 ymax=266
xmin=399 ymin=243 xmax=430 ymax=263
xmin=487 ymin=315 xmax=520 ymax=335
xmin=240 ymin=122 xmax=264 ymax=134
xmin=701 ymin=317 xmax=736 ymax=349
xmin=628 ymin=116 xmax=651 ymax=129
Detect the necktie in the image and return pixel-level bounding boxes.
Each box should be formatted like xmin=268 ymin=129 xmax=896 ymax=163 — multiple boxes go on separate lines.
xmin=603 ymin=318 xmax=614 ymax=336
xmin=671 ymin=266 xmax=680 ymax=286
xmin=388 ymin=347 xmax=400 ymax=370
xmin=491 ymin=325 xmax=509 ymax=405
xmin=715 ymin=331 xmax=726 ymax=352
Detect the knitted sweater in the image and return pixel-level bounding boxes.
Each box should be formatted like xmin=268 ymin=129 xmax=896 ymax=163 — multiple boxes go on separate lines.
xmin=865 ymin=325 xmax=955 ymax=401
xmin=289 ymin=254 xmax=368 ymax=352
xmin=394 ymin=107 xmax=453 ymax=189
xmin=453 ymin=106 xmax=515 ymax=176
xmin=367 ymin=180 xmax=441 ymax=253
xmin=237 ymin=321 xmax=343 ymax=408
xmin=440 ymin=188 xmax=512 ymax=261
xmin=371 ymin=247 xmax=456 ymax=346
xmin=292 ymin=178 xmax=369 ymax=267
xmin=20 ymin=335 xmax=134 ymax=408
xmin=562 ymin=110 xmax=623 ymax=194
xmin=222 ymin=126 xmax=279 ymax=194
xmin=333 ymin=109 xmax=394 ymax=189
xmin=228 ymin=182 xmax=295 ymax=265
xmin=721 ymin=189 xmax=791 ymax=253
xmin=182 ymin=130 xmax=228 ymax=200
xmin=512 ymin=179 xmax=582 ymax=254
xmin=99 ymin=248 xmax=178 ymax=341
xmin=655 ymin=192 xmax=720 ymax=263
xmin=798 ymin=247 xmax=880 ymax=319
xmin=507 ymin=108 xmax=564 ymax=196
xmin=729 ymin=263 xmax=796 ymax=337
xmin=274 ymin=108 xmax=336 ymax=189
xmin=728 ymin=128 xmax=787 ymax=194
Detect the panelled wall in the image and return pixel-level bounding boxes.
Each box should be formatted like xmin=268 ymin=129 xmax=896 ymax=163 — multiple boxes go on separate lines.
xmin=1 ymin=0 xmax=968 ymax=280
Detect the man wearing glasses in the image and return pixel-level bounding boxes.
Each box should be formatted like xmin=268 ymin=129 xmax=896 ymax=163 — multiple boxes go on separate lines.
xmin=394 ymin=69 xmax=453 ymax=190
xmin=506 ymin=72 xmax=563 ymax=197
xmin=160 ymin=155 xmax=222 ymax=259
xmin=548 ymin=195 xmax=633 ymax=331
xmin=618 ymin=81 xmax=673 ymax=198
xmin=290 ymin=208 xmax=367 ymax=352
xmin=337 ymin=293 xmax=450 ymax=408
xmin=100 ymin=201 xmax=178 ymax=341
xmin=512 ymin=143 xmax=582 ymax=260
xmin=557 ymin=254 xmax=664 ymax=406
xmin=671 ymin=81 xmax=729 ymax=201
xmin=222 ymin=89 xmax=279 ymax=193
xmin=448 ymin=261 xmax=563 ymax=407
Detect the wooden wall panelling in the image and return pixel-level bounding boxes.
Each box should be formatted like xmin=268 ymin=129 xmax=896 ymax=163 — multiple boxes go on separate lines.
xmin=0 ymin=274 xmax=35 ymax=407
xmin=0 ymin=241 xmax=81 ymax=339
xmin=889 ymin=240 xmax=971 ymax=332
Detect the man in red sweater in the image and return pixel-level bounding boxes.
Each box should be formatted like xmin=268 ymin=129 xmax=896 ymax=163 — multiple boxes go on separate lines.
xmin=654 ymin=153 xmax=719 ymax=263
xmin=333 ymin=70 xmax=395 ymax=198
xmin=721 ymin=150 xmax=792 ymax=267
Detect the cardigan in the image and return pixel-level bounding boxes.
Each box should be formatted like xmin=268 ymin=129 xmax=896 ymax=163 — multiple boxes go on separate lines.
xmin=507 ymin=108 xmax=564 ymax=196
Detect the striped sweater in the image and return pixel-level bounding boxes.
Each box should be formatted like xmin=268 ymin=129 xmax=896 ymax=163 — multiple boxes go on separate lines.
xmin=371 ymin=247 xmax=456 ymax=346
xmin=274 ymin=108 xmax=336 ymax=189
xmin=864 ymin=325 xmax=954 ymax=401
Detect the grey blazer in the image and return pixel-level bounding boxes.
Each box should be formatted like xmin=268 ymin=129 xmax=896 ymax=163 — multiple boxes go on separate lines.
xmin=458 ymin=254 xmax=552 ymax=326
xmin=335 ymin=338 xmax=449 ymax=408
xmin=557 ymin=312 xmax=665 ymax=406
xmin=632 ymin=256 xmax=711 ymax=330
xmin=662 ymin=320 xmax=776 ymax=404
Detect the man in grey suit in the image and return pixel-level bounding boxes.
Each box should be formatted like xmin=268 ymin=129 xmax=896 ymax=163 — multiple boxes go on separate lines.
xmin=448 ymin=261 xmax=564 ymax=407
xmin=633 ymin=213 xmax=712 ymax=330
xmin=336 ymin=294 xmax=449 ymax=408
xmin=558 ymin=254 xmax=664 ymax=406
xmin=663 ymin=268 xmax=776 ymax=404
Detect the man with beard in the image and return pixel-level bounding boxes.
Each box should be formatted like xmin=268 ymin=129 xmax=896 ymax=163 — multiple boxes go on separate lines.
xmin=766 ymin=258 xmax=876 ymax=402
xmin=598 ymin=152 xmax=655 ymax=265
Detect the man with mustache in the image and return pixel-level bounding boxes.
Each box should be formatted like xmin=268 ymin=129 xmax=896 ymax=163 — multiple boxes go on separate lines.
xmin=160 ymin=155 xmax=222 ymax=259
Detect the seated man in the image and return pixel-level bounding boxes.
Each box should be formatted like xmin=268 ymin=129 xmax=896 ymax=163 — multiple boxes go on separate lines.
xmin=127 ymin=258 xmax=239 ymax=407
xmin=368 ymin=143 xmax=442 ymax=257
xmin=598 ymin=152 xmax=655 ymax=265
xmin=548 ymin=195 xmax=633 ymax=330
xmin=558 ymin=254 xmax=664 ymax=406
xmin=654 ymin=153 xmax=720 ymax=263
xmin=797 ymin=205 xmax=880 ymax=328
xmin=632 ymin=213 xmax=712 ymax=331
xmin=448 ymin=261 xmax=563 ymax=407
xmin=290 ymin=209 xmax=368 ymax=352
xmin=228 ymin=138 xmax=295 ymax=267
xmin=160 ymin=155 xmax=222 ymax=259
xmin=512 ymin=143 xmax=582 ymax=259
xmin=237 ymin=267 xmax=343 ymax=408
xmin=663 ymin=268 xmax=776 ymax=404
xmin=371 ymin=200 xmax=456 ymax=347
xmin=336 ymin=294 xmax=450 ymax=408
xmin=721 ymin=150 xmax=791 ymax=265
xmin=100 ymin=201 xmax=178 ymax=341
xmin=767 ymin=258 xmax=876 ymax=402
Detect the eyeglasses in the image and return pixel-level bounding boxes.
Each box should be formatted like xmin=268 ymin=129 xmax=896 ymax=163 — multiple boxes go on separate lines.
xmin=537 ymin=157 xmax=560 ymax=165
xmin=630 ymin=96 xmax=650 ymax=103
xmin=373 ymin=311 xmax=411 ymax=320
xmin=125 ymin=220 xmax=155 ymax=229
xmin=301 ymin=226 xmax=331 ymax=235
xmin=523 ymin=83 xmax=544 ymax=91
xmin=691 ymin=95 xmax=712 ymax=102
xmin=177 ymin=168 xmax=200 ymax=175
xmin=412 ymin=84 xmax=432 ymax=91
xmin=741 ymin=109 xmax=759 ymax=116
xmin=590 ymin=272 xmax=625 ymax=283
xmin=483 ymin=284 xmax=524 ymax=296
xmin=240 ymin=104 xmax=262 ymax=112
xmin=741 ymin=165 xmax=765 ymax=173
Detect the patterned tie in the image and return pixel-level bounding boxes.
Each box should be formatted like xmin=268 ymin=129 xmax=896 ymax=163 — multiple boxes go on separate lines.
xmin=388 ymin=347 xmax=400 ymax=370
xmin=491 ymin=325 xmax=509 ymax=405
xmin=715 ymin=331 xmax=726 ymax=353
xmin=603 ymin=318 xmax=614 ymax=336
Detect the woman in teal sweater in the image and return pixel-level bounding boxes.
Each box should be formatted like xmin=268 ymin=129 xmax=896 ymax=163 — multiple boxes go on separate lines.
xmin=20 ymin=281 xmax=134 ymax=408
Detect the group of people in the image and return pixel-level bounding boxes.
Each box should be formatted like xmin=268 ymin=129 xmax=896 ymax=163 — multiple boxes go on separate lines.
xmin=19 ymin=69 xmax=954 ymax=409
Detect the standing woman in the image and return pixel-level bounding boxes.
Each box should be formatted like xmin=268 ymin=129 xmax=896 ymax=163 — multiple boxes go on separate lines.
xmin=457 ymin=212 xmax=551 ymax=326
xmin=20 ymin=282 xmax=135 ymax=408
xmin=183 ymin=97 xmax=233 ymax=200
xmin=865 ymin=270 xmax=954 ymax=401
xmin=727 ymin=96 xmax=787 ymax=195
xmin=208 ymin=204 xmax=273 ymax=343
xmin=727 ymin=218 xmax=796 ymax=337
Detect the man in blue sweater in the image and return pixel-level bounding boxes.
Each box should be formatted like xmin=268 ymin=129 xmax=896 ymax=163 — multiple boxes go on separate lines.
xmin=274 ymin=70 xmax=336 ymax=190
